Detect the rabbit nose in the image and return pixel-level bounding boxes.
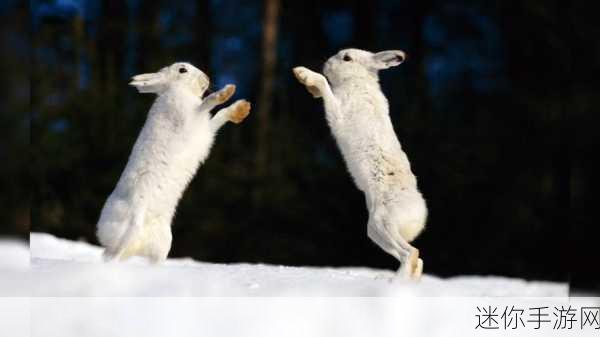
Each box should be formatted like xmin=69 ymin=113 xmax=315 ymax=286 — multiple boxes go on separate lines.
xmin=396 ymin=53 xmax=406 ymax=62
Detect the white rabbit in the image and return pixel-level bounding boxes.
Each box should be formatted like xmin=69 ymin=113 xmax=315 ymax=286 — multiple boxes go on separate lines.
xmin=96 ymin=62 xmax=251 ymax=263
xmin=293 ymin=49 xmax=427 ymax=280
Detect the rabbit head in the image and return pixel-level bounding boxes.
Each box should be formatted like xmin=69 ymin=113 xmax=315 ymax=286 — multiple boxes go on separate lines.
xmin=323 ymin=49 xmax=406 ymax=86
xmin=129 ymin=62 xmax=210 ymax=97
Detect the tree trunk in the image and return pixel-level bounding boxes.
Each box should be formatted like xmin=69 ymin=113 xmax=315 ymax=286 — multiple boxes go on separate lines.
xmin=97 ymin=1 xmax=127 ymax=152
xmin=255 ymin=0 xmax=280 ymax=180
xmin=411 ymin=1 xmax=433 ymax=124
xmin=353 ymin=0 xmax=376 ymax=49
xmin=136 ymin=1 xmax=161 ymax=71
xmin=98 ymin=1 xmax=127 ymax=94
xmin=194 ymin=0 xmax=212 ymax=70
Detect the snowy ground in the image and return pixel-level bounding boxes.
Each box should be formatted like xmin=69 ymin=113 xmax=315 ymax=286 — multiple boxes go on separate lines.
xmin=25 ymin=232 xmax=567 ymax=296
xmin=4 ymin=234 xmax=599 ymax=337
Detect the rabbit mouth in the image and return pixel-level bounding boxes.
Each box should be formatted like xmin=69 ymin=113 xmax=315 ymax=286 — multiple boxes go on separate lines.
xmin=194 ymin=77 xmax=210 ymax=98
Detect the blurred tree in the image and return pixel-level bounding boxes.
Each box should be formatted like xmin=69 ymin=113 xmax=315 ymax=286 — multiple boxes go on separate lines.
xmin=255 ymin=0 xmax=280 ymax=186
xmin=137 ymin=1 xmax=162 ymax=71
xmin=0 ymin=2 xmax=29 ymax=237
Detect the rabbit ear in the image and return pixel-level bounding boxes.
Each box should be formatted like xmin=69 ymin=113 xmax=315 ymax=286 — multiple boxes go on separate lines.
xmin=372 ymin=50 xmax=406 ymax=69
xmin=129 ymin=72 xmax=168 ymax=94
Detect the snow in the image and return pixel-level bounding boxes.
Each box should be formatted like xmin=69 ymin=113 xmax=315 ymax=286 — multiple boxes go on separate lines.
xmin=0 ymin=238 xmax=30 ymax=297
xmin=4 ymin=234 xmax=599 ymax=337
xmin=26 ymin=232 xmax=567 ymax=297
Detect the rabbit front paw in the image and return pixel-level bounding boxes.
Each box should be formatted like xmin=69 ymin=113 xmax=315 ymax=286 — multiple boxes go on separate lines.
xmin=216 ymin=84 xmax=236 ymax=103
xmin=293 ymin=67 xmax=326 ymax=98
xmin=228 ymin=100 xmax=251 ymax=124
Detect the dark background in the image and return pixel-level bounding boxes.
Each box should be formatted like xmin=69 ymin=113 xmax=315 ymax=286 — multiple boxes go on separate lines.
xmin=1 ymin=0 xmax=595 ymax=286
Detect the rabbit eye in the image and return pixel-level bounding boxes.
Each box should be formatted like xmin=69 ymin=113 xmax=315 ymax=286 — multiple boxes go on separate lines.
xmin=179 ymin=67 xmax=188 ymax=74
xmin=343 ymin=55 xmax=352 ymax=62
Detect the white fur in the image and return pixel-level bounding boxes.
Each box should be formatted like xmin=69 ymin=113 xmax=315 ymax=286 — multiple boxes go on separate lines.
xmin=97 ymin=62 xmax=250 ymax=263
xmin=294 ymin=49 xmax=427 ymax=280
